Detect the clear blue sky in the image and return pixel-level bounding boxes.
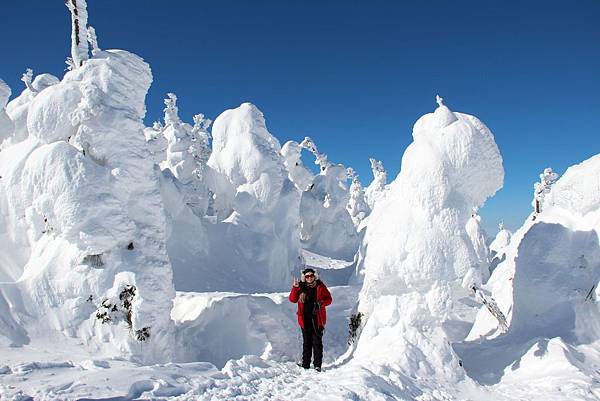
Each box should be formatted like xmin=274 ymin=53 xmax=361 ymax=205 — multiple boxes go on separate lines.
xmin=2 ymin=0 xmax=599 ymax=234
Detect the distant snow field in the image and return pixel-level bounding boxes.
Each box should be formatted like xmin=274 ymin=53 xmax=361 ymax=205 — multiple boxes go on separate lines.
xmin=1 ymin=2 xmax=600 ymax=400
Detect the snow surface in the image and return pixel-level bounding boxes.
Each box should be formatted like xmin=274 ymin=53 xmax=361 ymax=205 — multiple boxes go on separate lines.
xmin=2 ymin=8 xmax=600 ymax=399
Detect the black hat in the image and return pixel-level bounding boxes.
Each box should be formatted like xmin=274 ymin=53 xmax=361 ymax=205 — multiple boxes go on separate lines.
xmin=301 ymin=267 xmax=319 ymax=282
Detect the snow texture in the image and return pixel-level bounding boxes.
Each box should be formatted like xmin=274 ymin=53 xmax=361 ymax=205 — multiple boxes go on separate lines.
xmin=364 ymin=158 xmax=388 ymax=209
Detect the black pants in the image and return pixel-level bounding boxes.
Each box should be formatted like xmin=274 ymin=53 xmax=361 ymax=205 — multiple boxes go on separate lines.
xmin=301 ymin=319 xmax=323 ymax=368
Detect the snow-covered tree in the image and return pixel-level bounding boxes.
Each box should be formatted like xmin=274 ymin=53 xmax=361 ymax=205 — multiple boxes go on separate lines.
xmin=365 ymin=158 xmax=388 ymax=209
xmin=489 ymin=222 xmax=512 ymax=274
xmin=21 ymin=68 xmax=34 ymax=92
xmin=0 ymin=79 xmax=14 ymax=145
xmin=354 ymin=96 xmax=503 ymax=380
xmin=281 ymin=140 xmax=314 ymax=191
xmin=465 ymin=207 xmax=491 ymax=285
xmin=346 ymin=168 xmax=370 ymax=228
xmin=163 ymin=93 xmax=180 ymax=126
xmin=87 ymin=26 xmax=100 ymax=56
xmin=159 ymin=93 xmax=212 ymax=218
xmin=300 ymin=136 xmax=329 ymax=172
xmin=532 ymin=167 xmax=559 ymax=218
xmin=190 ymin=113 xmax=212 ymax=180
xmin=143 ymin=122 xmax=168 ymax=165
xmin=65 ymin=0 xmax=90 ymax=68
xmin=299 ymin=145 xmax=360 ymax=260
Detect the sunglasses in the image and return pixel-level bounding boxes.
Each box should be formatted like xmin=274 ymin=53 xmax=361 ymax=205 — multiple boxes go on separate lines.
xmin=304 ymin=274 xmax=315 ymax=278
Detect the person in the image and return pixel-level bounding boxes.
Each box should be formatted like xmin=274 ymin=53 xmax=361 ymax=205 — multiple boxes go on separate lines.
xmin=289 ymin=267 xmax=332 ymax=371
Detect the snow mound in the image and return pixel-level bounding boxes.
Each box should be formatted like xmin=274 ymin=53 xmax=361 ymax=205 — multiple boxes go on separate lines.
xmin=172 ymin=285 xmax=358 ymax=369
xmin=354 ymin=98 xmax=503 ymax=383
xmin=172 ymin=292 xmax=298 ymax=368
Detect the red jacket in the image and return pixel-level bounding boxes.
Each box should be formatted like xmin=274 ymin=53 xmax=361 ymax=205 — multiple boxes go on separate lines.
xmin=289 ymin=280 xmax=332 ymax=329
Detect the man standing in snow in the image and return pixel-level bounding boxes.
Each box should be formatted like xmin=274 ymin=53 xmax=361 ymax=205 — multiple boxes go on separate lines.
xmin=289 ymin=267 xmax=332 ymax=371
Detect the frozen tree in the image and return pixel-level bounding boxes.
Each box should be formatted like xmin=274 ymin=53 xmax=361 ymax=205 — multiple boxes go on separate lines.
xmin=300 ymin=136 xmax=330 ymax=172
xmin=532 ymin=167 xmax=559 ymax=218
xmin=161 ymin=93 xmax=195 ymax=182
xmin=489 ymin=222 xmax=512 ymax=274
xmin=143 ymin=122 xmax=167 ymax=165
xmin=189 ymin=113 xmax=212 ymax=180
xmin=0 ymin=79 xmax=14 ymax=144
xmin=65 ymin=0 xmax=90 ymax=68
xmin=346 ymin=168 xmax=370 ymax=228
xmin=354 ymin=97 xmax=503 ymax=380
xmin=281 ymin=140 xmax=314 ymax=191
xmin=163 ymin=93 xmax=180 ymax=126
xmin=87 ymin=26 xmax=100 ymax=56
xmin=465 ymin=207 xmax=491 ymax=285
xmin=365 ymin=158 xmax=388 ymax=209
xmin=21 ymin=69 xmax=34 ymax=92
xmin=159 ymin=94 xmax=212 ymax=217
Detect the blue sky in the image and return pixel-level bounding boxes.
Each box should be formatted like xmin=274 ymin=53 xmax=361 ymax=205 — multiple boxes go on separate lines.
xmin=2 ymin=0 xmax=599 ymax=234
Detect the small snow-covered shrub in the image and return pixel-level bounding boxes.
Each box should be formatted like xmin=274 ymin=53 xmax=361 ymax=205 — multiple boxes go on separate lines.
xmin=348 ymin=312 xmax=363 ymax=345
xmin=95 ymin=285 xmax=137 ymax=331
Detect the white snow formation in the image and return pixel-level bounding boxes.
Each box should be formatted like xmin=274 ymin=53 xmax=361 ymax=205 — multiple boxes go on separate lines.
xmin=0 ymin=49 xmax=175 ymax=364
xmin=364 ymin=157 xmax=388 ymax=209
xmin=353 ymin=96 xmax=504 ymax=387
xmin=281 ymin=140 xmax=314 ymax=191
xmin=489 ymin=222 xmax=512 ymax=273
xmin=465 ymin=209 xmax=492 ymax=283
xmin=201 ymin=103 xmax=302 ymax=292
xmin=0 ymin=78 xmax=14 ymax=145
xmin=299 ymin=162 xmax=360 ymax=261
xmin=3 ymin=5 xmax=600 ymax=399
xmin=346 ymin=167 xmax=370 ymax=228
xmin=460 ymin=154 xmax=600 ymax=390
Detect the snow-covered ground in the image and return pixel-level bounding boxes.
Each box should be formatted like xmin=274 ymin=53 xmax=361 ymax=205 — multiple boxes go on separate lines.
xmin=2 ymin=3 xmax=600 ymax=400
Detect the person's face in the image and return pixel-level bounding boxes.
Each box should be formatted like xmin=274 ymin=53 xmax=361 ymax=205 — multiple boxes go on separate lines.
xmin=305 ymin=273 xmax=315 ymax=283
